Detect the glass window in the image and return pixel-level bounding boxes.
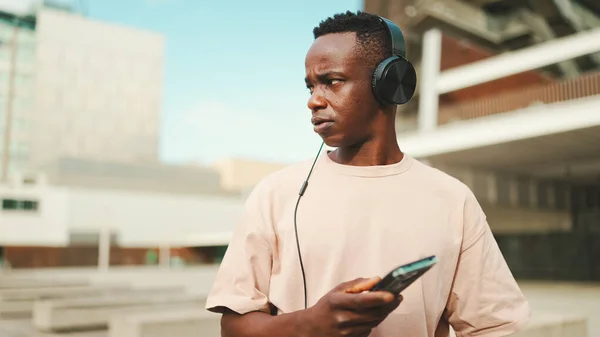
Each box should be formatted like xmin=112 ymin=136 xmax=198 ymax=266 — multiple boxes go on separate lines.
xmin=16 ymin=97 xmax=32 ymax=110
xmin=0 ymin=49 xmax=9 ymax=61
xmin=0 ymin=96 xmax=6 ymax=115
xmin=14 ymin=74 xmax=30 ymax=86
xmin=7 ymin=160 xmax=21 ymax=177
xmin=214 ymin=245 xmax=228 ymax=263
xmin=15 ymin=76 xmax=33 ymax=98
xmin=0 ymin=30 xmax=10 ymax=43
xmin=17 ymin=142 xmax=29 ymax=154
xmin=1 ymin=199 xmax=18 ymax=210
xmin=9 ymin=141 xmax=29 ymax=158
xmin=17 ymin=31 xmax=34 ymax=44
xmin=9 ymin=118 xmax=19 ymax=130
xmin=17 ymin=45 xmax=35 ymax=64
xmin=1 ymin=199 xmax=39 ymax=211
xmin=0 ymin=24 xmax=10 ymax=39
xmin=22 ymin=200 xmax=38 ymax=211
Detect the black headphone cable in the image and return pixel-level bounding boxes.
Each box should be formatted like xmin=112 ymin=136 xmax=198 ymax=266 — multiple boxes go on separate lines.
xmin=294 ymin=141 xmax=325 ymax=310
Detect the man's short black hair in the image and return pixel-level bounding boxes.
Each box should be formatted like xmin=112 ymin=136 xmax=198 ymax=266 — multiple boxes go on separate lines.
xmin=313 ymin=11 xmax=391 ymax=71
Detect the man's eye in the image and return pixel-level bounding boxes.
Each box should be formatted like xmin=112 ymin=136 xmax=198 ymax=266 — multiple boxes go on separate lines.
xmin=329 ymin=79 xmax=341 ymax=85
xmin=306 ymin=86 xmax=314 ymax=94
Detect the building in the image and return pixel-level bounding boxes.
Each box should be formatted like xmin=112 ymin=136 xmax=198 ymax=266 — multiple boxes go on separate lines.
xmin=212 ymin=157 xmax=287 ymax=193
xmin=0 ymin=8 xmax=36 ymax=183
xmin=0 ymin=1 xmax=164 ymax=181
xmin=0 ymin=152 xmax=294 ymax=269
xmin=0 ymin=1 xmax=295 ymax=270
xmin=0 ymin=158 xmax=247 ymax=268
xmin=364 ymin=0 xmax=600 ymax=281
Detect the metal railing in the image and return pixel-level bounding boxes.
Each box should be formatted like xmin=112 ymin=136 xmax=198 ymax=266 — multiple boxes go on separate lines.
xmin=438 ymin=70 xmax=600 ymax=125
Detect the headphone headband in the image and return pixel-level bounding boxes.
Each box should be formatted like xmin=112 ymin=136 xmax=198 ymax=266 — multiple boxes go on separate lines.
xmin=378 ymin=17 xmax=407 ymax=59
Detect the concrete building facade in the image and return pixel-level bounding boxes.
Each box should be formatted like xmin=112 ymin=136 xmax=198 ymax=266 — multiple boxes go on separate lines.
xmin=32 ymin=8 xmax=164 ymax=168
xmin=211 ymin=157 xmax=287 ymax=193
xmin=0 ymin=158 xmax=246 ymax=269
xmin=0 ymin=3 xmax=164 ymax=181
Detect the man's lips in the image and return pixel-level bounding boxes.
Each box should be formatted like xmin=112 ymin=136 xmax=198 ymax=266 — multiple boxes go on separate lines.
xmin=311 ymin=116 xmax=334 ymax=134
xmin=311 ymin=116 xmax=334 ymax=126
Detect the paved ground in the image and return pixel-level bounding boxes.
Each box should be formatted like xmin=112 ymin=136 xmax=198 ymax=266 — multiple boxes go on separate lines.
xmin=519 ymin=281 xmax=600 ymax=336
xmin=1 ymin=267 xmax=598 ymax=337
xmin=0 ymin=318 xmax=106 ymax=337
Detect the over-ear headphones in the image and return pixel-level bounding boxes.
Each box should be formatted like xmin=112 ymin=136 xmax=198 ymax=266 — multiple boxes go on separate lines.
xmin=371 ymin=16 xmax=417 ymax=106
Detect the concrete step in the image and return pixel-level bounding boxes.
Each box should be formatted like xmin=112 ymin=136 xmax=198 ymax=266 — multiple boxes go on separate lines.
xmin=448 ymin=311 xmax=588 ymax=337
xmin=32 ymin=292 xmax=207 ymax=332
xmin=0 ymin=278 xmax=89 ymax=289
xmin=0 ymin=285 xmax=185 ymax=317
xmin=109 ymin=308 xmax=220 ymax=337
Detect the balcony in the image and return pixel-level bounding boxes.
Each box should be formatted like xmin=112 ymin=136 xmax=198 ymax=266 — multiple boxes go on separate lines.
xmin=439 ymin=70 xmax=600 ymax=125
xmin=395 ymin=25 xmax=600 ymax=183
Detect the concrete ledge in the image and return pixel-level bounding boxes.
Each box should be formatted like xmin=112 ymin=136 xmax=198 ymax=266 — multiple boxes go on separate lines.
xmin=0 ymin=283 xmax=130 ymax=300
xmin=0 ymin=278 xmax=89 ymax=289
xmin=0 ymin=285 xmax=185 ymax=317
xmin=32 ymin=293 xmax=207 ymax=332
xmin=108 ymin=309 xmax=220 ymax=337
xmin=448 ymin=311 xmax=587 ymax=337
xmin=0 ymin=265 xmax=221 ymax=294
xmin=511 ymin=312 xmax=588 ymax=337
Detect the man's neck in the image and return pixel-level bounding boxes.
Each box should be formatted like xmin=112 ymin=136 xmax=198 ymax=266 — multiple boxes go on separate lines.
xmin=329 ymin=133 xmax=404 ymax=167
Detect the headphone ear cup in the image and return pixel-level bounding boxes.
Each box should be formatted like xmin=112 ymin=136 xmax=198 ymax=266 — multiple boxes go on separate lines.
xmin=372 ymin=56 xmax=417 ymax=105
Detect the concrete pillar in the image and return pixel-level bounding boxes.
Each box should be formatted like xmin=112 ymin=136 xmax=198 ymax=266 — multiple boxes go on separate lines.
xmin=98 ymin=228 xmax=111 ymax=272
xmin=159 ymin=245 xmax=170 ymax=268
xmin=418 ymin=28 xmax=442 ymax=132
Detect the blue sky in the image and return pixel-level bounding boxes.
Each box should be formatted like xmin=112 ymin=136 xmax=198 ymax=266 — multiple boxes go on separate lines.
xmin=82 ymin=0 xmax=363 ymax=165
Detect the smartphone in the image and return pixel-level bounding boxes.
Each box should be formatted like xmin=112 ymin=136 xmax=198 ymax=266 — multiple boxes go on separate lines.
xmin=371 ymin=255 xmax=437 ymax=294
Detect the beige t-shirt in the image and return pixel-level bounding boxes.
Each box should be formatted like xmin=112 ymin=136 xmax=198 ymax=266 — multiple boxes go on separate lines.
xmin=206 ymin=153 xmax=531 ymax=337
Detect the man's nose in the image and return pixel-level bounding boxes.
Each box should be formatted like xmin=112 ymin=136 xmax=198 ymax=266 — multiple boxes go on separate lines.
xmin=307 ymin=87 xmax=327 ymax=112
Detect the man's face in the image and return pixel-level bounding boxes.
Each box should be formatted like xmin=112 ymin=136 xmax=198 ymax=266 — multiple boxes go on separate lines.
xmin=305 ymin=32 xmax=379 ymax=147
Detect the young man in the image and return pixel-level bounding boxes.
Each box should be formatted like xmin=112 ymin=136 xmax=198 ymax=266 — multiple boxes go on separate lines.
xmin=206 ymin=11 xmax=531 ymax=337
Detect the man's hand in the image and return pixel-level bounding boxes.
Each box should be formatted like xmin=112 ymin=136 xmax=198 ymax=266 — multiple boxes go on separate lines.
xmin=302 ymin=277 xmax=402 ymax=337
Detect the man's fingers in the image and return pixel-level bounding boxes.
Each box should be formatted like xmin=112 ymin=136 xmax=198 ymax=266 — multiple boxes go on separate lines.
xmin=334 ymin=278 xmax=370 ymax=291
xmin=375 ymin=294 xmax=403 ymax=315
xmin=335 ymin=296 xmax=404 ymax=329
xmin=339 ymin=325 xmax=373 ymax=337
xmin=345 ymin=276 xmax=381 ymax=293
xmin=332 ymin=290 xmax=395 ymax=311
xmin=360 ymin=292 xmax=402 ymax=313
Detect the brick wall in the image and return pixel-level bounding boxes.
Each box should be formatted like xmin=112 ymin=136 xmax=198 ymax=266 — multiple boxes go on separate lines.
xmin=4 ymin=246 xmax=150 ymax=268
xmin=2 ymin=246 xmax=221 ymax=268
xmin=438 ymin=33 xmax=551 ymax=106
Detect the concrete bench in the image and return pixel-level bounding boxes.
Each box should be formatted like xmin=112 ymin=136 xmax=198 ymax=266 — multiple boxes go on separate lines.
xmin=108 ymin=309 xmax=220 ymax=337
xmin=511 ymin=312 xmax=587 ymax=337
xmin=32 ymin=292 xmax=207 ymax=332
xmin=0 ymin=283 xmax=129 ymax=317
xmin=0 ymin=278 xmax=89 ymax=289
xmin=0 ymin=283 xmax=130 ymax=299
xmin=0 ymin=285 xmax=184 ymax=317
xmin=448 ymin=311 xmax=587 ymax=337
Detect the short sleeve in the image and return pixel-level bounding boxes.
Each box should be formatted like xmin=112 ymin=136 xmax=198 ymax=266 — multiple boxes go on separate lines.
xmin=205 ymin=202 xmax=274 ymax=315
xmin=445 ymin=189 xmax=531 ymax=337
